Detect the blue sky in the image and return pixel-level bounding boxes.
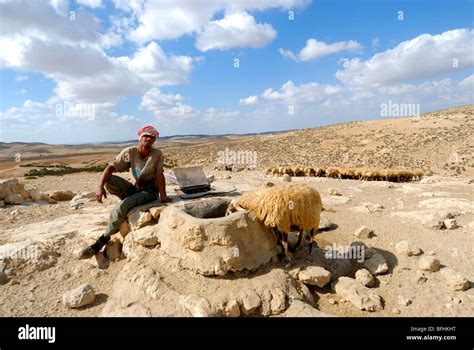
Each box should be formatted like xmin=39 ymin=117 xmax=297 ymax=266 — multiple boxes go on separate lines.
xmin=0 ymin=0 xmax=473 ymax=144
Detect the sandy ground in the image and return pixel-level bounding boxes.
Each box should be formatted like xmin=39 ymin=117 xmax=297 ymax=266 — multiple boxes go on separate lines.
xmin=0 ymin=170 xmax=473 ymax=317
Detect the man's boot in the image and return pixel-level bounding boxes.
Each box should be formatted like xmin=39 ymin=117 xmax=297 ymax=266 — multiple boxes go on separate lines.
xmin=78 ymin=235 xmax=110 ymax=259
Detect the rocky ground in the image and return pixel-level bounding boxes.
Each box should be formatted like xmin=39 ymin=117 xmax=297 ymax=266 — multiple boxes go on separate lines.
xmin=0 ymin=170 xmax=473 ymax=317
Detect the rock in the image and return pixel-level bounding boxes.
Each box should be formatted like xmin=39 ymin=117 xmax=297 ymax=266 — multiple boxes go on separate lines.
xmin=364 ymin=253 xmax=389 ymax=275
xmin=265 ymin=182 xmax=274 ymax=187
xmin=92 ymin=252 xmax=110 ymax=270
xmin=444 ymin=219 xmax=457 ymax=230
xmin=328 ymin=298 xmax=336 ymax=305
xmin=104 ymin=239 xmax=122 ymax=261
xmin=156 ymin=203 xmax=277 ymax=276
xmin=392 ymin=308 xmax=401 ymax=314
xmin=332 ymin=277 xmax=383 ymax=312
xmin=179 ymin=294 xmax=213 ymax=317
xmin=282 ymin=174 xmax=291 ymax=182
xmin=119 ymin=221 xmax=130 ymax=238
xmin=5 ymin=194 xmax=23 ymax=205
xmin=328 ymin=188 xmax=341 ymax=196
xmin=281 ymin=300 xmax=335 ymax=317
xmin=40 ymin=194 xmax=58 ymax=204
xmin=395 ymin=241 xmax=422 ymax=256
xmin=206 ymin=175 xmax=215 ymax=183
xmin=27 ymin=188 xmax=41 ymax=201
xmin=148 ymin=207 xmax=162 ymax=220
xmin=0 ymin=271 xmax=8 ymax=285
xmin=355 ymin=268 xmax=375 ymax=287
xmin=398 ymin=295 xmax=412 ymax=306
xmin=319 ymin=215 xmax=333 ymax=230
xmin=224 ymin=300 xmax=240 ymax=317
xmin=48 ymin=190 xmax=76 ymax=201
xmin=420 ymin=213 xmax=445 ymax=230
xmin=440 ymin=268 xmax=470 ymax=291
xmin=418 ymin=256 xmax=440 ymax=272
xmin=128 ymin=210 xmax=153 ymax=230
xmin=63 ymin=284 xmax=95 ymax=308
xmin=225 ymin=175 xmax=231 ymax=180
xmin=238 ymin=289 xmax=261 ymax=315
xmin=352 ymin=202 xmax=384 ymax=213
xmin=354 ymin=226 xmax=373 ymax=239
xmin=0 ymin=178 xmax=25 ymax=200
xmin=298 ymin=266 xmax=331 ymax=288
xmin=132 ymin=226 xmax=159 ymax=247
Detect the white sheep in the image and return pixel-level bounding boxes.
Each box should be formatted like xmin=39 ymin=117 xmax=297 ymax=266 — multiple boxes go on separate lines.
xmin=226 ymin=184 xmax=322 ymax=263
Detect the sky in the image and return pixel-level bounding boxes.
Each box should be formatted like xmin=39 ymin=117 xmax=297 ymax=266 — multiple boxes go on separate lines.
xmin=0 ymin=0 xmax=473 ymax=144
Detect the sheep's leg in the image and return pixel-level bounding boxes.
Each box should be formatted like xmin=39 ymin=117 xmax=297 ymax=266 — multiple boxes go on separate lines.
xmin=281 ymin=232 xmax=293 ymax=265
xmin=296 ymin=229 xmax=306 ymax=251
xmin=308 ymin=228 xmax=316 ymax=255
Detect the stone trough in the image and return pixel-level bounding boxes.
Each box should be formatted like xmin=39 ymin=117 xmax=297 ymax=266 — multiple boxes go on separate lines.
xmin=128 ymin=197 xmax=279 ymax=276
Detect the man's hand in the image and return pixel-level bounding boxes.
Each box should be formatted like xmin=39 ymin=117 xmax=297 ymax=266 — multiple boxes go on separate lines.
xmin=96 ymin=186 xmax=107 ymax=203
xmin=160 ymin=195 xmax=172 ymax=203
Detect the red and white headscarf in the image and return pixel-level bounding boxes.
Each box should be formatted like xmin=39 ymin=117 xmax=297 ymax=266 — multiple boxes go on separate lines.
xmin=137 ymin=125 xmax=159 ymax=140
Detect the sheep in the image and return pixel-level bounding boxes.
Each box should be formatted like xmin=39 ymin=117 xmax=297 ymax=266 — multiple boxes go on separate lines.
xmin=226 ymin=184 xmax=322 ymax=263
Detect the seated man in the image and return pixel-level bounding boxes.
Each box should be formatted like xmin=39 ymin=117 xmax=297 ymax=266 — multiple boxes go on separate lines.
xmin=78 ymin=125 xmax=171 ymax=259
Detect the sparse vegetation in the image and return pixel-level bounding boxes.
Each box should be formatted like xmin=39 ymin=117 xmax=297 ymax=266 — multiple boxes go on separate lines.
xmin=24 ymin=164 xmax=107 ymax=177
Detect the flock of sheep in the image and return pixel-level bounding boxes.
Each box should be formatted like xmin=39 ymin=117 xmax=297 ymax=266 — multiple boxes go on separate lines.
xmin=265 ymin=166 xmax=424 ymax=182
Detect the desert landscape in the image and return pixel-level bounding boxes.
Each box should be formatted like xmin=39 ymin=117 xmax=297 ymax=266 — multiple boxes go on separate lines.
xmin=0 ymin=105 xmax=473 ymax=317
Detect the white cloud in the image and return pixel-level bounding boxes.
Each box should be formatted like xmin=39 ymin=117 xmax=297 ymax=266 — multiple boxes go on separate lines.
xmin=15 ymin=75 xmax=28 ymax=82
xmin=117 ymin=115 xmax=139 ymax=124
xmin=20 ymin=89 xmax=27 ymax=95
xmin=202 ymin=108 xmax=240 ymax=122
xmin=124 ymin=0 xmax=309 ymax=45
xmin=279 ymin=38 xmax=362 ymax=62
xmin=0 ymin=1 xmax=101 ymax=44
xmin=140 ymin=88 xmax=197 ymax=120
xmin=76 ymin=0 xmax=103 ymax=9
xmin=240 ymin=95 xmax=259 ymax=105
xmin=196 ymin=11 xmax=277 ymax=52
xmin=0 ymin=0 xmax=199 ymax=105
xmin=262 ymin=80 xmax=344 ymax=104
xmin=336 ymin=28 xmax=474 ymax=86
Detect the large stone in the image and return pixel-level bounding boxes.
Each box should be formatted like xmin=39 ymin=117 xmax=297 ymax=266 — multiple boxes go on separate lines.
xmin=364 ymin=253 xmax=389 ymax=275
xmin=128 ymin=210 xmax=153 ymax=230
xmin=27 ymin=188 xmax=41 ymax=201
xmin=440 ymin=268 xmax=470 ymax=291
xmin=332 ymin=277 xmax=383 ymax=312
xmin=104 ymin=239 xmax=122 ymax=261
xmin=63 ymin=284 xmax=95 ymax=308
xmin=48 ymin=190 xmax=76 ymax=201
xmin=420 ymin=213 xmax=445 ymax=230
xmin=224 ymin=300 xmax=240 ymax=317
xmin=444 ymin=219 xmax=458 ymax=230
xmin=119 ymin=221 xmax=130 ymax=239
xmin=395 ymin=241 xmax=422 ymax=256
xmin=179 ymin=294 xmax=213 ymax=317
xmin=149 ymin=207 xmax=162 ymax=219
xmin=238 ymin=289 xmax=261 ymax=315
xmin=155 ymin=202 xmax=277 ymax=276
xmin=132 ymin=226 xmax=159 ymax=247
xmin=4 ymin=194 xmax=23 ymax=205
xmin=355 ymin=268 xmax=375 ymax=287
xmin=354 ymin=226 xmax=373 ymax=239
xmin=0 ymin=271 xmax=8 ymax=285
xmin=281 ymin=300 xmax=335 ymax=317
xmin=0 ymin=178 xmax=23 ymax=199
xmin=418 ymin=256 xmax=440 ymax=272
xmin=298 ymin=266 xmax=331 ymax=288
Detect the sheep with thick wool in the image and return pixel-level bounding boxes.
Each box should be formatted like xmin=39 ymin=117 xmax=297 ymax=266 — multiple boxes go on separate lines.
xmin=226 ymin=184 xmax=322 ymax=262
